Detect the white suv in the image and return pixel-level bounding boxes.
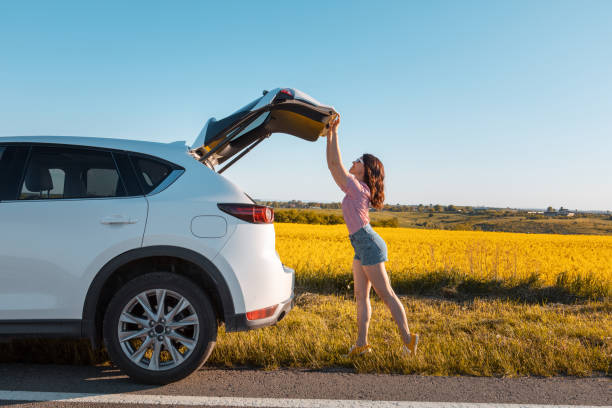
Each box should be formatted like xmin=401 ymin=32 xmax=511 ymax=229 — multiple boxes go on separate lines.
xmin=0 ymin=88 xmax=337 ymax=383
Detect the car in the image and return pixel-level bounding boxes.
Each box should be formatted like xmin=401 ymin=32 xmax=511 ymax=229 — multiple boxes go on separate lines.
xmin=0 ymin=88 xmax=337 ymax=384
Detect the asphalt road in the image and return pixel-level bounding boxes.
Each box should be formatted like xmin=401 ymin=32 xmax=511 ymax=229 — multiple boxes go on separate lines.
xmin=0 ymin=363 xmax=609 ymax=407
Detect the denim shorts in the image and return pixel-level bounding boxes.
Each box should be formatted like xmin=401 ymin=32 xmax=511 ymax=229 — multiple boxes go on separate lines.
xmin=349 ymin=224 xmax=388 ymax=266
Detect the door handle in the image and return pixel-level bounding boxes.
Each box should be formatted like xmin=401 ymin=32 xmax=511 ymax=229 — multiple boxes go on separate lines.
xmin=100 ymin=215 xmax=138 ymax=225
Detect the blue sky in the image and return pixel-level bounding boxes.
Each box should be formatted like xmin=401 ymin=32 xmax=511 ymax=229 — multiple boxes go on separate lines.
xmin=1 ymin=1 xmax=610 ymax=210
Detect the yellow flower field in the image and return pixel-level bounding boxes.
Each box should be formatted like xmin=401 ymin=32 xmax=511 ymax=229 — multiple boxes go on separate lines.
xmin=275 ymin=223 xmax=612 ymax=299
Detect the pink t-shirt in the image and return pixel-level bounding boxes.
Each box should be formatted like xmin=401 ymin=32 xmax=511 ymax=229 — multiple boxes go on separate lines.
xmin=341 ymin=174 xmax=371 ymax=235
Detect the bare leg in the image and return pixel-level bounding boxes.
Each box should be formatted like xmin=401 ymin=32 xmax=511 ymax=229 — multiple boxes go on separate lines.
xmin=361 ymin=262 xmax=412 ymax=346
xmin=352 ymin=259 xmax=372 ymax=347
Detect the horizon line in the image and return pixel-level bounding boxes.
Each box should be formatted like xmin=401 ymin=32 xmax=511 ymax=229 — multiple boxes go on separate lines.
xmin=253 ymin=199 xmax=611 ymax=213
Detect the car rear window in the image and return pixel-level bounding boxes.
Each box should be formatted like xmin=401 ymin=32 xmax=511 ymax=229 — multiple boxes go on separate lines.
xmin=130 ymin=155 xmax=173 ymax=195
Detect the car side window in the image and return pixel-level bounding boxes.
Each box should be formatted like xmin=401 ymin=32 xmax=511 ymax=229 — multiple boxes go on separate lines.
xmin=20 ymin=168 xmax=66 ymax=199
xmin=86 ymin=168 xmax=121 ymax=197
xmin=131 ymin=155 xmax=173 ymax=195
xmin=19 ymin=146 xmax=127 ymax=200
xmin=0 ymin=145 xmax=29 ymax=201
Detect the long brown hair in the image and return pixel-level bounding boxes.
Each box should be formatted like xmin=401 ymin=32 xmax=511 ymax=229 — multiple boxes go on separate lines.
xmin=362 ymin=153 xmax=385 ymax=209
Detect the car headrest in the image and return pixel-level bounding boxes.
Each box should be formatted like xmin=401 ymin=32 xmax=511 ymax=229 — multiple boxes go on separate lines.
xmin=25 ymin=162 xmax=54 ymax=193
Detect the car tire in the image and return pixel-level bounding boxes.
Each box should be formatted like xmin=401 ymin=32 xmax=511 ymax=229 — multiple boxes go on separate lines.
xmin=103 ymin=272 xmax=217 ymax=384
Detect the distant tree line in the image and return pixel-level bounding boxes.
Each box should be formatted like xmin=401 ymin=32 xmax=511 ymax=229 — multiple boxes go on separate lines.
xmin=259 ymin=200 xmax=468 ymax=212
xmin=274 ymin=209 xmax=344 ymax=225
xmin=274 ymin=209 xmax=399 ymax=228
xmin=257 ymin=200 xmax=601 ymax=217
xmin=259 ymin=200 xmax=342 ymax=210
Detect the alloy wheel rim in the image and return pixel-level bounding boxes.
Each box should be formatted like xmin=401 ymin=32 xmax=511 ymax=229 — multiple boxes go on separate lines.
xmin=117 ymin=289 xmax=199 ymax=371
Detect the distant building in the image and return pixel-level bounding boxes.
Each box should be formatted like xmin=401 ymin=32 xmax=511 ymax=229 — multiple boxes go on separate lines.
xmin=544 ymin=209 xmax=575 ymax=217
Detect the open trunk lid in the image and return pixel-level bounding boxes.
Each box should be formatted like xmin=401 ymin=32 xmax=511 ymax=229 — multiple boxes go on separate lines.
xmin=191 ymin=88 xmax=337 ymax=173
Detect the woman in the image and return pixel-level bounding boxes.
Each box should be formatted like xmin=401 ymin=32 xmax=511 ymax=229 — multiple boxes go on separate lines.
xmin=325 ymin=115 xmax=419 ymax=357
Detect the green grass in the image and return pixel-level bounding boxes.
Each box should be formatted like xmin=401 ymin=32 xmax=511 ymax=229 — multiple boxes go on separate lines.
xmin=2 ymin=294 xmax=610 ymax=377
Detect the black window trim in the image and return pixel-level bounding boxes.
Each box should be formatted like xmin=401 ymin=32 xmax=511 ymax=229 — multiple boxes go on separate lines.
xmin=0 ymin=144 xmax=31 ymax=202
xmin=112 ymin=151 xmax=145 ymax=197
xmin=0 ymin=142 xmax=184 ymax=202
xmin=109 ymin=151 xmax=130 ymax=198
xmin=17 ymin=145 xmax=32 ymax=202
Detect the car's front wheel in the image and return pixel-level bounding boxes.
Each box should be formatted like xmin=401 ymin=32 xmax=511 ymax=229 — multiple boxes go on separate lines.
xmin=103 ymin=272 xmax=217 ymax=384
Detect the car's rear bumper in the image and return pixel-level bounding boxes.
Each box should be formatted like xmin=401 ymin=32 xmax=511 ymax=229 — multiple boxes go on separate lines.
xmin=225 ymin=265 xmax=294 ymax=332
xmin=225 ymin=293 xmax=294 ymax=332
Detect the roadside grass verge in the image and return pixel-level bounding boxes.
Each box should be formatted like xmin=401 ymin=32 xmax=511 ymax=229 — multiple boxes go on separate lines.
xmin=210 ymin=294 xmax=611 ymax=376
xmin=2 ymin=294 xmax=610 ymax=377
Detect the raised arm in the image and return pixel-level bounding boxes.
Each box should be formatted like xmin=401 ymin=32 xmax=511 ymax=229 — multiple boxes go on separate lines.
xmin=326 ymin=115 xmax=349 ymax=191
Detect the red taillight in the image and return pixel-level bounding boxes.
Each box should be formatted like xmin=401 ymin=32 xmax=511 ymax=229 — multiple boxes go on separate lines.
xmin=246 ymin=304 xmax=278 ymax=320
xmin=217 ymin=203 xmax=274 ymax=224
xmin=279 ymin=88 xmax=293 ymax=97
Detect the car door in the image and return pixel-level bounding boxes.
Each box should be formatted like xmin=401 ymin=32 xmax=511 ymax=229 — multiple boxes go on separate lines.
xmin=0 ymin=144 xmax=148 ymax=321
xmin=191 ymin=88 xmax=337 ymax=173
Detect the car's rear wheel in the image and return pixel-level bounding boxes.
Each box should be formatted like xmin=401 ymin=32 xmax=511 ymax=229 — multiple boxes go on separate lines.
xmin=103 ymin=272 xmax=217 ymax=384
